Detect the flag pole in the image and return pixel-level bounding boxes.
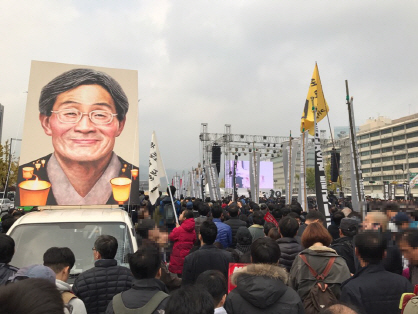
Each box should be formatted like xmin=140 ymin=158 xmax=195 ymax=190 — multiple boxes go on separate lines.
xmin=346 ymin=80 xmax=361 ymax=204
xmin=161 ymin=158 xmax=179 ymax=225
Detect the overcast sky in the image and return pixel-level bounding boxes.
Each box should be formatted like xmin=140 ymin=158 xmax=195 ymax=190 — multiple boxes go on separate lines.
xmin=1 ymin=1 xmax=417 ymax=177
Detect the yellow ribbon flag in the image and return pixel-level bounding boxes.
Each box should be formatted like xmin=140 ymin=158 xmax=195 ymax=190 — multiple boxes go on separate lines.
xmin=300 ymin=63 xmax=329 ymax=136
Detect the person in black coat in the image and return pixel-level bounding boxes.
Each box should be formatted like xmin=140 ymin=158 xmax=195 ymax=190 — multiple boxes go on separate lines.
xmin=73 ymin=235 xmax=133 ymax=314
xmin=0 ymin=234 xmax=19 ymax=286
xmin=182 ymin=221 xmax=233 ymax=285
xmin=224 ymin=237 xmax=304 ymax=314
xmin=224 ymin=203 xmax=246 ymax=248
xmin=331 ymin=217 xmax=359 ymax=274
xmin=276 ymin=217 xmax=303 ymax=272
xmin=328 ymin=211 xmax=345 ymax=240
xmin=340 ymin=231 xmax=413 ymax=314
xmin=105 ymin=241 xmax=169 ymax=314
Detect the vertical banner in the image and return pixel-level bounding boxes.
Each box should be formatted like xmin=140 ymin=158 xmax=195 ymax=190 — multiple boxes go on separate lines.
xmin=314 ymin=109 xmax=331 ymax=226
xmin=298 ymin=132 xmax=309 ymax=211
xmin=205 ymin=164 xmax=222 ymax=201
xmin=174 ymin=176 xmax=180 ymax=199
xmin=201 ymin=168 xmax=206 ymax=200
xmin=181 ymin=171 xmax=186 ymax=198
xmin=283 ymin=140 xmax=298 ymax=205
xmin=149 ymin=132 xmax=167 ymax=205
xmin=191 ymin=169 xmax=196 ymax=198
xmin=225 ymin=160 xmax=232 ymax=195
xmin=383 ymin=182 xmax=389 ymax=200
xmin=196 ymin=169 xmax=202 ymax=199
xmin=290 ymin=140 xmax=299 ymax=201
xmin=349 ymin=133 xmax=359 ymax=212
xmin=390 ymin=183 xmax=396 ymax=200
xmin=249 ymin=152 xmax=255 ymax=202
xmin=283 ymin=142 xmax=290 ymax=204
xmin=404 ymin=183 xmax=410 ymax=200
xmin=249 ymin=152 xmax=260 ymax=204
xmin=232 ymin=157 xmax=238 ymax=201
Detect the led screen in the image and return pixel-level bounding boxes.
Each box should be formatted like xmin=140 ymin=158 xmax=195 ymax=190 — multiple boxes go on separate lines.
xmin=224 ymin=160 xmax=273 ymax=189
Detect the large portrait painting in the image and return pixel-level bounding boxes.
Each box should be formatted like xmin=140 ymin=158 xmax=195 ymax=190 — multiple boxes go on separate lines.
xmin=16 ymin=61 xmax=139 ymax=206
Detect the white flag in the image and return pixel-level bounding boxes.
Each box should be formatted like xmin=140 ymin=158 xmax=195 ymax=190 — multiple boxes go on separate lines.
xmin=149 ymin=131 xmax=166 ymax=205
xmin=410 ymin=174 xmax=418 ymax=190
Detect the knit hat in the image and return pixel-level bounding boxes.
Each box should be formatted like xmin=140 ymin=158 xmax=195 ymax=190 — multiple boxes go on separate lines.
xmin=186 ymin=202 xmax=193 ymax=209
xmin=236 ymin=227 xmax=252 ymax=245
xmin=14 ymin=264 xmax=56 ymax=283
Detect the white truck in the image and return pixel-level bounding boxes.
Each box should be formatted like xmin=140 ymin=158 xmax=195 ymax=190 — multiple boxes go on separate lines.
xmin=7 ymin=208 xmax=138 ymax=282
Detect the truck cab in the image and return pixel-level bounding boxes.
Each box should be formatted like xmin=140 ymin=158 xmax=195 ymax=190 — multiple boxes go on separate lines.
xmin=7 ymin=208 xmax=137 ymax=283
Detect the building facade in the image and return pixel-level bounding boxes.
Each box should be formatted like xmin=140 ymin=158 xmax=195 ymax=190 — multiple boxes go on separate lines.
xmin=357 ymin=114 xmax=418 ymax=198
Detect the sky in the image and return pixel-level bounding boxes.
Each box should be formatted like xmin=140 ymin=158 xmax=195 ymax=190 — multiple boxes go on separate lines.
xmin=1 ymin=1 xmax=417 ymax=179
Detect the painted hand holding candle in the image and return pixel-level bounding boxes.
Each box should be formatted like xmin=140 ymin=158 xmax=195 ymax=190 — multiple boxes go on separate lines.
xmin=15 ymin=61 xmax=140 ymax=206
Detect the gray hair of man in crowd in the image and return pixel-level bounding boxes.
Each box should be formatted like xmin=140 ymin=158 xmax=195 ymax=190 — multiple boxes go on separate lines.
xmin=39 ymin=68 xmax=129 ymax=121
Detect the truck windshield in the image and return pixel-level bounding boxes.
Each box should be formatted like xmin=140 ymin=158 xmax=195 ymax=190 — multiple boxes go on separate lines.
xmin=9 ymin=222 xmax=133 ymax=277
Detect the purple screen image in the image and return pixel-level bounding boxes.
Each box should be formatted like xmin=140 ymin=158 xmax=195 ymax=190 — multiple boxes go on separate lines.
xmin=224 ymin=160 xmax=273 ymax=189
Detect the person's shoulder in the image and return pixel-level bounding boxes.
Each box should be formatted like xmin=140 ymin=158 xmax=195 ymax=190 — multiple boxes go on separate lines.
xmin=116 ymin=155 xmax=138 ymax=170
xmin=113 ymin=265 xmax=133 ymax=274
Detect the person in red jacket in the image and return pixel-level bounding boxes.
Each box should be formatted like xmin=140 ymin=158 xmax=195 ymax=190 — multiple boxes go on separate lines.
xmin=169 ymin=210 xmax=196 ymax=276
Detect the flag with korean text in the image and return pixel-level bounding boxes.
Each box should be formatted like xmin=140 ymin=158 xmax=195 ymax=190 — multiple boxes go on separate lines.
xmin=300 ymin=63 xmax=329 ymax=136
xmin=149 ymin=131 xmax=166 ymax=205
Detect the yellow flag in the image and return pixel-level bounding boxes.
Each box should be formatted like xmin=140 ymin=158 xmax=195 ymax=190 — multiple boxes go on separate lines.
xmin=300 ymin=63 xmax=329 ymax=136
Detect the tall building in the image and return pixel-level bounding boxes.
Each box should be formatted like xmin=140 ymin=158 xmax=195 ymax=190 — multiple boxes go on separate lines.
xmin=357 ymin=114 xmax=418 ymax=198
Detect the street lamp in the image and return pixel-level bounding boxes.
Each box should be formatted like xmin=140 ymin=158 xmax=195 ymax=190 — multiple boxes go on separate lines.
xmin=4 ymin=138 xmax=22 ymax=197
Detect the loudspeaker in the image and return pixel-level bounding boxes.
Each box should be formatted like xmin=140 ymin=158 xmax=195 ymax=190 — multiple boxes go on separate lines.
xmin=330 ymin=149 xmax=340 ymax=182
xmin=212 ymin=145 xmax=221 ymax=175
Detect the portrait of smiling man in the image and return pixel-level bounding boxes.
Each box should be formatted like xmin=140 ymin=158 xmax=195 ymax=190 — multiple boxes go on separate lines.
xmin=16 ymin=62 xmax=139 ymax=206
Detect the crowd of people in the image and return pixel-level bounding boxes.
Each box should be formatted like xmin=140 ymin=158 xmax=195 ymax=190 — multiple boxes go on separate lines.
xmin=2 ymin=186 xmax=418 ymax=314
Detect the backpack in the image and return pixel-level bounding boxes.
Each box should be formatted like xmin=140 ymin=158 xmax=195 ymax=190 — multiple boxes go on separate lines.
xmin=112 ymin=291 xmax=169 ymax=314
xmin=164 ymin=203 xmax=176 ymax=224
xmin=299 ymin=254 xmax=338 ymax=314
xmin=62 ymin=291 xmax=76 ymax=314
xmin=401 ymin=285 xmax=418 ymax=314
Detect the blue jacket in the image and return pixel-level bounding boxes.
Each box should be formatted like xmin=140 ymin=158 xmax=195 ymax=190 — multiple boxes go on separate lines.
xmin=213 ymin=218 xmax=232 ymax=248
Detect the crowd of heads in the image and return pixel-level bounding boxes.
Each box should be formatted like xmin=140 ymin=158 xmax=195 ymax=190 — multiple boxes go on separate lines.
xmin=3 ymin=190 xmax=418 ymax=314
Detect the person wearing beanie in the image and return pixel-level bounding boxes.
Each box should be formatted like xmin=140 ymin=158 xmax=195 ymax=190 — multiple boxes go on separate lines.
xmin=234 ymin=227 xmax=252 ymax=259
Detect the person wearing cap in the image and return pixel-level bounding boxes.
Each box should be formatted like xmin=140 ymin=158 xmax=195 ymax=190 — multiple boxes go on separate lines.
xmin=393 ymin=212 xmax=412 ymax=231
xmin=331 ymin=218 xmax=359 ymax=274
xmin=11 ymin=264 xmax=56 ymax=283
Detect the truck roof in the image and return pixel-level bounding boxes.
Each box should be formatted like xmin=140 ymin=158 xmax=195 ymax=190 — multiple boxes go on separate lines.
xmin=11 ymin=208 xmax=131 ymax=225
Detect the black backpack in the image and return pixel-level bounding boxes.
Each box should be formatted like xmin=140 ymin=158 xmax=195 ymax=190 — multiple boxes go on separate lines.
xmin=299 ymin=254 xmax=338 ymax=314
xmin=164 ymin=203 xmax=176 ymax=225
